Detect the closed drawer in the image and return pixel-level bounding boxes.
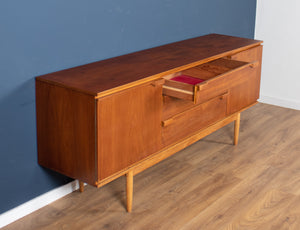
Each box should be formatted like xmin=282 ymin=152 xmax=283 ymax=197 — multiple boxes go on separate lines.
xmin=162 ymin=58 xmax=258 ymax=104
xmin=162 ymin=92 xmax=228 ymax=145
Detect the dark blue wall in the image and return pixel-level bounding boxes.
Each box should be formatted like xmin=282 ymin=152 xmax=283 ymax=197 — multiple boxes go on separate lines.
xmin=0 ymin=0 xmax=256 ymax=214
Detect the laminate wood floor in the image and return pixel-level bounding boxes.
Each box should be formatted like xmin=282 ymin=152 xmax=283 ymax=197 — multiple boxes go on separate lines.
xmin=3 ymin=103 xmax=300 ymax=230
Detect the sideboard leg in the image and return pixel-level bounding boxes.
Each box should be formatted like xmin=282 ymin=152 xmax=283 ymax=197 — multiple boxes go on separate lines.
xmin=126 ymin=170 xmax=133 ymax=212
xmin=234 ymin=112 xmax=241 ymax=145
xmin=79 ymin=181 xmax=84 ymax=193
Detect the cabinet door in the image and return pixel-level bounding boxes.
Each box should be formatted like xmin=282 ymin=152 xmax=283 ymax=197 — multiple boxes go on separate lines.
xmin=227 ymin=45 xmax=263 ymax=114
xmin=97 ymin=81 xmax=163 ymax=180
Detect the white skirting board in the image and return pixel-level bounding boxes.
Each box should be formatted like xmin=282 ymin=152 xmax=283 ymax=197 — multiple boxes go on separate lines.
xmin=259 ymin=95 xmax=300 ymax=111
xmin=0 ymin=180 xmax=82 ymax=228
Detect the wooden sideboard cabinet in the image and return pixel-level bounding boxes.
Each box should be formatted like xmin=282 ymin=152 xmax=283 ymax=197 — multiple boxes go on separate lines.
xmin=36 ymin=34 xmax=263 ymax=212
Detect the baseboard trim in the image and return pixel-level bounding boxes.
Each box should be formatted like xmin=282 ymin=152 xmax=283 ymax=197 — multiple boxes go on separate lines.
xmin=0 ymin=180 xmax=81 ymax=228
xmin=259 ymin=95 xmax=300 ymax=110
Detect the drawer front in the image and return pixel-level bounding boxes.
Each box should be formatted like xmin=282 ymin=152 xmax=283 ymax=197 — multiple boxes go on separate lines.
xmin=162 ymin=93 xmax=228 ymax=146
xmin=162 ymin=58 xmax=256 ymax=104
xmin=162 ymin=78 xmax=195 ymax=102
xmin=195 ymin=61 xmax=258 ymax=104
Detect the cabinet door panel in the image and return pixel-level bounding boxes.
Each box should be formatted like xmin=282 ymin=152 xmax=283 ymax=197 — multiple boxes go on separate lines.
xmin=97 ymin=81 xmax=163 ymax=180
xmin=227 ymin=74 xmax=260 ymax=114
xmin=227 ymin=45 xmax=263 ymax=114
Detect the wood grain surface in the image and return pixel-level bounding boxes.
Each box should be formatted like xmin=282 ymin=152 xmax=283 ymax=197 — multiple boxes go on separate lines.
xmin=162 ymin=93 xmax=228 ymax=145
xmin=97 ymin=81 xmax=163 ymax=180
xmin=36 ymin=34 xmax=262 ymax=97
xmin=5 ymin=103 xmax=300 ymax=230
xmin=36 ymin=81 xmax=97 ymax=185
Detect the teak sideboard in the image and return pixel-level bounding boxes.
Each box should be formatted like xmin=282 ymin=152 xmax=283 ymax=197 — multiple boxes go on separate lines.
xmin=36 ymin=34 xmax=263 ymax=212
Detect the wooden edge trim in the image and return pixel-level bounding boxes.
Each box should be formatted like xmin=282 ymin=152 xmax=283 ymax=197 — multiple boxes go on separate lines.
xmin=162 ymin=85 xmax=194 ymax=95
xmin=95 ymin=102 xmax=258 ymax=188
xmin=95 ymin=100 xmax=99 ymax=183
xmin=193 ymin=85 xmax=199 ymax=104
xmin=163 ymin=79 xmax=194 ymax=92
xmin=35 ymin=78 xmax=98 ymax=97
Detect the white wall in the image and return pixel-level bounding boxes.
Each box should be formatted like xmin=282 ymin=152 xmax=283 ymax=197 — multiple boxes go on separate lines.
xmin=255 ymin=0 xmax=300 ymax=110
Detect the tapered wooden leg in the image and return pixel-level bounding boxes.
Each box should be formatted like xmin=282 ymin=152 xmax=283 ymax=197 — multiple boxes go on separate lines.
xmin=126 ymin=170 xmax=133 ymax=212
xmin=79 ymin=181 xmax=84 ymax=193
xmin=234 ymin=113 xmax=241 ymax=145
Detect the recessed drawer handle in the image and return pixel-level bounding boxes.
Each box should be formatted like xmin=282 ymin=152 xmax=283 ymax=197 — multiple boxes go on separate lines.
xmin=162 ymin=119 xmax=172 ymax=127
xmin=249 ymin=61 xmax=259 ymax=68
xmin=151 ymin=79 xmax=165 ymax=87
xmin=218 ymin=92 xmax=229 ymax=100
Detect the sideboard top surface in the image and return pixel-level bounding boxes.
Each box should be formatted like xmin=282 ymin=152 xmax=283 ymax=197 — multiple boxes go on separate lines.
xmin=36 ymin=34 xmax=262 ymax=97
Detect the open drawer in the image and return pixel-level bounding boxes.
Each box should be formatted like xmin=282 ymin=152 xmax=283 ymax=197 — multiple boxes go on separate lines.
xmin=162 ymin=58 xmax=259 ymax=104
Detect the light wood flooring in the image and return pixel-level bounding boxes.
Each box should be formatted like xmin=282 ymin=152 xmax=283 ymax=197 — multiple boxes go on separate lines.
xmin=3 ymin=103 xmax=300 ymax=230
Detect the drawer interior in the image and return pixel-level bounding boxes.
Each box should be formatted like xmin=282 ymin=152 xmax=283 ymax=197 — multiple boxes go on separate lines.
xmin=182 ymin=58 xmax=248 ymax=80
xmin=162 ymin=58 xmax=249 ymax=102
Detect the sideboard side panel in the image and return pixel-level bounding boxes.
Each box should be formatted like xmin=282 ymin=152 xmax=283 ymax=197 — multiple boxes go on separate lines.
xmin=97 ymin=82 xmax=163 ymax=180
xmin=36 ymin=81 xmax=96 ymax=185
